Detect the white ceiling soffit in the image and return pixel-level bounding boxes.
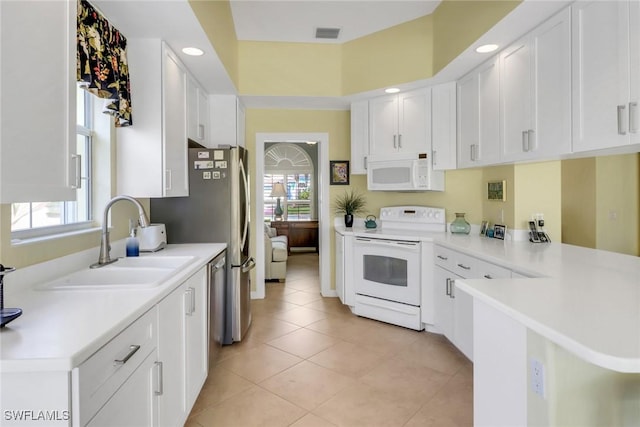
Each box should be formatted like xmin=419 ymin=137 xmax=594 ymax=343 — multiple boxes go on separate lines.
xmin=230 ymin=0 xmax=441 ymax=44
xmin=92 ymin=0 xmax=237 ymax=95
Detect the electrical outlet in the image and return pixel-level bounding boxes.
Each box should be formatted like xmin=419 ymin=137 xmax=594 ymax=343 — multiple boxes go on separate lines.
xmin=531 ymin=358 xmax=545 ymax=398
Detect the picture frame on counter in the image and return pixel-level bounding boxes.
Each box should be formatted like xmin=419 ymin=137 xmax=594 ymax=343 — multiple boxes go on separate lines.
xmin=480 ymin=220 xmax=489 ymax=235
xmin=330 ymin=160 xmax=350 ymax=185
xmin=493 ymin=224 xmax=506 ymax=240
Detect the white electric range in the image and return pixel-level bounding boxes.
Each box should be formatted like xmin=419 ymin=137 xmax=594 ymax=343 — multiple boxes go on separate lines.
xmin=351 ymin=206 xmax=446 ymax=330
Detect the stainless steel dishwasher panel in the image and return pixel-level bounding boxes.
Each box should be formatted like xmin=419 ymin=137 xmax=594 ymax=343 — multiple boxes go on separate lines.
xmin=209 ymin=251 xmax=226 ymax=367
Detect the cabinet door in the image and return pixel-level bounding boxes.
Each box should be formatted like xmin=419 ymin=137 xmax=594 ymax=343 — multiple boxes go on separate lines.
xmin=457 ymin=72 xmax=479 ymax=168
xmin=162 ymin=46 xmax=189 ymax=197
xmin=572 ymin=1 xmax=630 ymax=152
xmin=369 ymin=94 xmax=399 ymax=156
xmin=198 ymin=87 xmax=209 ymax=145
xmin=398 ymin=88 xmax=431 ymax=154
xmin=187 ymin=77 xmax=200 ymax=144
xmin=350 ymin=101 xmax=369 ymax=174
xmin=500 ymin=38 xmax=533 ymax=161
xmin=184 ymin=268 xmax=208 ymax=411
xmin=452 ymin=279 xmax=473 ymax=361
xmin=335 ymin=232 xmax=345 ymax=304
xmin=432 ymin=82 xmax=457 ymax=170
xmin=477 ymin=58 xmax=501 ymax=165
xmin=0 ymin=0 xmax=77 ymax=203
xmin=157 ymin=285 xmax=187 ymax=426
xmin=434 ymin=266 xmax=455 ymax=341
xmin=87 ymin=351 xmax=158 ymax=427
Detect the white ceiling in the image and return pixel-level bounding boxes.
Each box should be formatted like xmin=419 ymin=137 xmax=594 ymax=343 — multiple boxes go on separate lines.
xmin=229 ymin=0 xmax=441 ymax=44
xmin=93 ymin=0 xmax=570 ymax=109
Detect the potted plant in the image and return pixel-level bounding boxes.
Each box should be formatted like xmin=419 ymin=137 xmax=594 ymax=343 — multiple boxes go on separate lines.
xmin=334 ymin=189 xmax=366 ymax=227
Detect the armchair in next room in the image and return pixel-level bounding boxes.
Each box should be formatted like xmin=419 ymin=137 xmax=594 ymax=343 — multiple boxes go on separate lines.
xmin=264 ymin=223 xmax=288 ymax=282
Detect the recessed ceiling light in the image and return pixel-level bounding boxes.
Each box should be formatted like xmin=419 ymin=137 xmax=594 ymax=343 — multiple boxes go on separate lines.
xmin=385 ymin=87 xmax=400 ymax=94
xmin=182 ymin=47 xmax=204 ymax=56
xmin=475 ymin=44 xmax=499 ymax=54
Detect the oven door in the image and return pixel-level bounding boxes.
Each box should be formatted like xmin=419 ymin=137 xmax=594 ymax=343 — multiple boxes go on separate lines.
xmin=353 ymin=237 xmax=421 ymax=306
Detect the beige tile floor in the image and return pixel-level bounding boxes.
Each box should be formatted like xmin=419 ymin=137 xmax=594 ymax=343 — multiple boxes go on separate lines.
xmin=187 ymin=253 xmax=473 ymax=427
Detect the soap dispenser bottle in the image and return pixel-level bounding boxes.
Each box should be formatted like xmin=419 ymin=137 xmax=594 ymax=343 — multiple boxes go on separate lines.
xmin=126 ymin=220 xmax=140 ymax=257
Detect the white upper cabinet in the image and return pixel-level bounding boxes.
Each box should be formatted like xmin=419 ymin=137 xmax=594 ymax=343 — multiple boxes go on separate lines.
xmin=350 ymin=101 xmax=370 ymax=174
xmin=501 ymin=7 xmax=571 ymax=161
xmin=431 ymin=82 xmax=457 ymax=170
xmin=209 ymin=95 xmax=246 ymax=148
xmin=369 ymin=88 xmax=432 ymax=157
xmin=187 ymin=76 xmax=210 ymax=147
xmin=572 ymin=0 xmax=639 ymax=152
xmin=0 ymin=0 xmax=77 ymax=203
xmin=117 ymin=40 xmax=189 ymax=198
xmin=457 ymin=57 xmax=501 ymax=168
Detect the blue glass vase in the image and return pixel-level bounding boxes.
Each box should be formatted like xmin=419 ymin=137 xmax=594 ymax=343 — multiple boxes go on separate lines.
xmin=450 ymin=213 xmax=471 ymax=234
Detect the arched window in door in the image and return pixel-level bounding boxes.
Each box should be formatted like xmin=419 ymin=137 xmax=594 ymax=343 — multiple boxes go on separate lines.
xmin=264 ymin=143 xmax=314 ymax=221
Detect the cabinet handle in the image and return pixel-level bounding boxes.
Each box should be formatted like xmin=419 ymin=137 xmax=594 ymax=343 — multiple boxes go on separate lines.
xmin=617 ymin=105 xmax=627 ymax=135
xmin=154 ymin=361 xmax=164 ymax=396
xmin=364 ymin=156 xmax=367 ymax=170
xmin=457 ymin=263 xmax=471 ymax=270
xmin=393 ymin=135 xmax=397 ymax=148
xmin=398 ymin=134 xmax=402 ymax=148
xmin=71 ymin=154 xmax=82 ymax=189
xmin=198 ymin=124 xmax=205 ymax=140
xmin=445 ymin=278 xmax=451 ymax=296
xmin=470 ymin=144 xmax=477 ymax=162
xmin=165 ymin=169 xmax=172 ymax=191
xmin=528 ymin=129 xmax=534 ymax=151
xmin=114 ymin=344 xmax=140 ymax=365
xmin=437 ymin=255 xmax=448 ymax=260
xmin=484 ymin=274 xmax=493 ymax=279
xmin=450 ymin=280 xmax=456 ymax=299
xmin=433 ymin=150 xmax=437 ymax=166
xmin=185 ymin=287 xmax=195 ymax=315
xmin=629 ymin=102 xmax=638 ymax=134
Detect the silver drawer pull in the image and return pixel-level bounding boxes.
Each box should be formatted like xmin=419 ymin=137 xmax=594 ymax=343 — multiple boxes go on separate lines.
xmin=154 ymin=361 xmax=164 ymax=396
xmin=457 ymin=263 xmax=471 ymax=270
xmin=114 ymin=345 xmax=140 ymax=365
xmin=437 ymin=255 xmax=448 ymax=260
xmin=484 ymin=274 xmax=493 ymax=279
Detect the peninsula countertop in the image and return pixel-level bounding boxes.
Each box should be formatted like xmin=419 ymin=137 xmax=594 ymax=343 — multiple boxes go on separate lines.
xmin=337 ymin=225 xmax=640 ymax=372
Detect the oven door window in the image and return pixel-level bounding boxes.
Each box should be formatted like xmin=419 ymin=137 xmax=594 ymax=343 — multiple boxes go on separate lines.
xmin=363 ymin=255 xmax=408 ymax=287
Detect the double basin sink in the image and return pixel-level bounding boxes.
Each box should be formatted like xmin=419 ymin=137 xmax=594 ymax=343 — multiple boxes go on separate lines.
xmin=38 ymin=256 xmax=196 ymax=291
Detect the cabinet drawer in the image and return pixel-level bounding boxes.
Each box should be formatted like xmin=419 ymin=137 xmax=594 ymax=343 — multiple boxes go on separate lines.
xmin=74 ymin=308 xmax=157 ymax=425
xmin=452 ymin=252 xmax=478 ymax=278
xmin=434 ymin=246 xmax=455 ymax=270
xmin=476 ymin=260 xmax=511 ymax=280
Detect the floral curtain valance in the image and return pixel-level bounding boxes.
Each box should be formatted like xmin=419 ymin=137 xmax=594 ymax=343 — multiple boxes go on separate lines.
xmin=77 ymin=0 xmax=132 ymax=127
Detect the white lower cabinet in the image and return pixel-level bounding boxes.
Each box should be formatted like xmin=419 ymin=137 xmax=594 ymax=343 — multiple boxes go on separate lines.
xmin=157 ymin=267 xmax=208 ymax=426
xmin=86 ymin=351 xmax=159 ymax=427
xmin=433 ymin=245 xmax=514 ymax=361
xmin=335 ymin=232 xmax=354 ymax=306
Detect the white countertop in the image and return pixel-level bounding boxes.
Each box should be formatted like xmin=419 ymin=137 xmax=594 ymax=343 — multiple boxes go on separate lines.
xmin=337 ymin=225 xmax=640 ymax=373
xmin=0 ymin=243 xmax=226 ymax=373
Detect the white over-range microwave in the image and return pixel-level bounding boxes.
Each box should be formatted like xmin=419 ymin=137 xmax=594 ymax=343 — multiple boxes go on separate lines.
xmin=367 ymin=154 xmax=444 ymax=191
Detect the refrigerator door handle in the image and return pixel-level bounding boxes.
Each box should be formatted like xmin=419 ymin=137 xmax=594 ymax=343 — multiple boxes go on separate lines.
xmin=241 ymin=257 xmax=256 ymax=273
xmin=239 ymin=159 xmax=250 ymax=250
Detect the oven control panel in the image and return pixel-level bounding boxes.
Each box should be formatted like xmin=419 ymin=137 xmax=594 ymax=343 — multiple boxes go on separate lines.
xmin=379 ymin=206 xmax=446 ymax=227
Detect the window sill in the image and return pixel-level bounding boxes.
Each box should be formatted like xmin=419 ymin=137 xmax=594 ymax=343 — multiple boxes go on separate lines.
xmin=11 ymin=225 xmax=102 ymax=247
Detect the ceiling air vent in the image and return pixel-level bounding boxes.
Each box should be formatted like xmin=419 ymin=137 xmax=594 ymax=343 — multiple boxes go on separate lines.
xmin=315 ymin=27 xmax=340 ymax=40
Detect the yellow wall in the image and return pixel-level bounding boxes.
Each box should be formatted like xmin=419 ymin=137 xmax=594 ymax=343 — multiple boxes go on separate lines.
xmin=514 ymin=161 xmax=562 ymax=241
xmin=432 ymin=0 xmax=521 ymax=74
xmin=238 ymin=42 xmax=342 ymax=97
xmin=562 ymin=158 xmax=596 ymax=249
xmin=189 ymin=0 xmax=239 ymax=89
xmin=561 ymin=154 xmax=639 ymax=256
xmin=482 ymin=164 xmax=515 ymax=229
xmin=595 ymin=154 xmax=639 ymax=256
xmin=342 ymin=15 xmax=433 ymax=94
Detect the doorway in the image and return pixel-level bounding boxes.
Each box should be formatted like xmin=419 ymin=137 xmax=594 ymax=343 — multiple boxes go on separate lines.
xmin=253 ymin=133 xmax=332 ymax=299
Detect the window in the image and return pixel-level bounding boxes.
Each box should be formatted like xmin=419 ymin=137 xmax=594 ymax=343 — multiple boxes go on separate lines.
xmin=11 ymin=88 xmax=93 ymax=236
xmin=264 ymin=144 xmax=314 ymax=221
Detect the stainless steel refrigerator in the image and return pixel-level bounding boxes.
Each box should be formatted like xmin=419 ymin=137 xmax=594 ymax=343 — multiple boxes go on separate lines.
xmin=150 ymin=146 xmax=254 ymax=344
